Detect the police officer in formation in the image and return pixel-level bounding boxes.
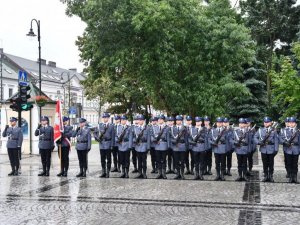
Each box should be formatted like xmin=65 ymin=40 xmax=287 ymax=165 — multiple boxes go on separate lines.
xmin=280 ymin=117 xmax=300 ymax=183
xmin=131 ymin=116 xmax=139 ymax=173
xmin=35 ymin=116 xmax=54 ymax=176
xmin=185 ymin=116 xmax=194 ymax=175
xmin=149 ymin=117 xmax=158 ymax=173
xmin=2 ymin=117 xmax=23 ymax=176
xmin=166 ymin=116 xmax=175 ymax=174
xmin=224 ymin=118 xmax=234 ymax=176
xmin=116 ymin=115 xmax=132 ymax=178
xmin=203 ymin=116 xmax=213 ymax=175
xmin=151 ymin=115 xmax=170 ymax=179
xmin=281 ymin=117 xmax=290 ymax=178
xmin=111 ymin=115 xmax=121 ymax=172
xmin=133 ymin=115 xmax=151 ymax=179
xmin=190 ymin=117 xmax=206 ymax=180
xmin=254 ymin=117 xmax=279 ymax=182
xmin=56 ymin=116 xmax=73 ymax=177
xmin=73 ymin=118 xmax=91 ymax=177
xmin=94 ymin=112 xmax=114 ymax=178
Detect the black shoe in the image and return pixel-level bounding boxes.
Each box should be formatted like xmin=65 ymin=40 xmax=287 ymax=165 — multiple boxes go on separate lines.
xmin=8 ymin=171 xmax=15 ymax=176
xmin=294 ymin=174 xmax=299 ymax=184
xmin=100 ymin=172 xmax=106 ymax=178
xmin=286 ymin=173 xmax=290 ymax=178
xmin=57 ymin=171 xmax=64 ymax=177
xmin=45 ymin=171 xmax=50 ymax=176
xmin=82 ymin=169 xmax=86 ymax=177
xmin=142 ymin=172 xmax=147 ymax=179
xmin=62 ymin=171 xmax=68 ymax=177
xmin=262 ymin=176 xmax=268 ymax=182
xmin=207 ymin=168 xmax=213 ymax=175
xmin=191 ymin=170 xmax=194 ymax=175
xmin=243 ymin=174 xmax=249 ymax=182
xmin=235 ymin=176 xmax=242 ymax=182
xmin=76 ymin=168 xmax=83 ymax=177
xmin=214 ymin=171 xmax=220 ymax=181
xmin=227 ymin=169 xmax=232 ymax=176
xmin=132 ymin=168 xmax=138 ymax=173
xmin=111 ymin=167 xmax=118 ymax=172
xmin=220 ymin=172 xmax=225 ymax=181
xmin=38 ymin=171 xmax=46 ymax=176
xmin=162 ymin=169 xmax=167 ymax=179
xmin=120 ymin=169 xmax=126 ymax=178
xmin=174 ymin=171 xmax=181 ymax=180
xmin=193 ymin=172 xmax=200 ymax=180
xmin=106 ymin=172 xmax=110 ymax=178
xmin=150 ymin=169 xmax=156 ymax=174
xmin=289 ymin=173 xmax=293 ymax=183
xmin=269 ymin=174 xmax=274 ymax=182
xmin=13 ymin=170 xmax=19 ymax=176
xmin=184 ymin=170 xmax=191 ymax=175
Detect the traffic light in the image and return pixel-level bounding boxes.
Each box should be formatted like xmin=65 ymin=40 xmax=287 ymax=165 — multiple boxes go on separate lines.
xmin=19 ymin=85 xmax=33 ymax=111
xmin=9 ymin=97 xmax=21 ymax=112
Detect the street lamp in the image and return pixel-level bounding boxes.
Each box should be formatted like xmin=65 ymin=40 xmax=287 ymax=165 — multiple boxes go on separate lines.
xmin=60 ymin=72 xmax=71 ymax=114
xmin=27 ymin=19 xmax=41 ymax=119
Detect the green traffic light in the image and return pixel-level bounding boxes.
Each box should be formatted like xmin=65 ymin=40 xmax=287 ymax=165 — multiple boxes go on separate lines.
xmin=21 ymin=103 xmax=33 ymax=111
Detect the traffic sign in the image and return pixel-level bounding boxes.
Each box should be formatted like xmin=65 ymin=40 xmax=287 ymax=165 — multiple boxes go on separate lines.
xmin=18 ymin=71 xmax=28 ymax=86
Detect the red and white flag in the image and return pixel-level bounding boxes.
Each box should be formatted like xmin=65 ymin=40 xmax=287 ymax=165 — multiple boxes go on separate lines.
xmin=54 ymin=100 xmax=64 ymax=143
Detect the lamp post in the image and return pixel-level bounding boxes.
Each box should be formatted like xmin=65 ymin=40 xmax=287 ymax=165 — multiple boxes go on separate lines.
xmin=60 ymin=72 xmax=71 ymax=114
xmin=27 ymin=19 xmax=41 ymax=119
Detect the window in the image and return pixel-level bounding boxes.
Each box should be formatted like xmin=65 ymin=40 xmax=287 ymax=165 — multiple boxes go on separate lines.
xmin=8 ymin=88 xmax=13 ymax=97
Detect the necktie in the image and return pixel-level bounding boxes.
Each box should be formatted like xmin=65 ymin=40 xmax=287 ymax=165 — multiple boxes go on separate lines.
xmin=160 ymin=126 xmax=162 ymax=131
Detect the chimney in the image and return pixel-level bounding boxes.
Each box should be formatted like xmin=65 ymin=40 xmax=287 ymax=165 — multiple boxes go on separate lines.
xmin=69 ymin=68 xmax=77 ymax=73
xmin=48 ymin=61 xmax=56 ymax=67
xmin=38 ymin=58 xmax=46 ymax=65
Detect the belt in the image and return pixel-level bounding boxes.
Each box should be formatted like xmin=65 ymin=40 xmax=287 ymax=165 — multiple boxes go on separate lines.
xmin=177 ymin=140 xmax=185 ymax=144
xmin=41 ymin=139 xmax=51 ymax=141
xmin=196 ymin=141 xmax=205 ymax=144
xmin=78 ymin=141 xmax=88 ymax=143
xmin=8 ymin=138 xmax=18 ymax=140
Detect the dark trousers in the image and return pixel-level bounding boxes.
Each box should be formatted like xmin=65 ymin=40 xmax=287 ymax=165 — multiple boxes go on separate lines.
xmin=206 ymin=150 xmax=212 ymax=170
xmin=100 ymin=149 xmax=112 ymax=171
xmin=247 ymin=151 xmax=254 ymax=171
xmin=237 ymin=154 xmax=248 ymax=175
xmin=112 ymin=146 xmax=119 ymax=169
xmin=131 ymin=148 xmax=137 ymax=168
xmin=119 ymin=151 xmax=130 ymax=169
xmin=77 ymin=150 xmax=88 ymax=169
xmin=7 ymin=148 xmax=20 ymax=171
xmin=284 ymin=152 xmax=288 ymax=173
xmin=185 ymin=149 xmax=194 ymax=171
xmin=286 ymin=154 xmax=299 ymax=174
xmin=137 ymin=152 xmax=147 ymax=172
xmin=225 ymin=150 xmax=233 ymax=170
xmin=58 ymin=146 xmax=70 ymax=172
xmin=167 ymin=148 xmax=174 ymax=170
xmin=155 ymin=150 xmax=167 ymax=170
xmin=40 ymin=149 xmax=52 ymax=170
xmin=214 ymin=153 xmax=226 ymax=174
xmin=193 ymin=151 xmax=206 ymax=174
xmin=150 ymin=147 xmax=156 ymax=170
xmin=261 ymin=153 xmax=275 ymax=175
xmin=173 ymin=151 xmax=186 ymax=171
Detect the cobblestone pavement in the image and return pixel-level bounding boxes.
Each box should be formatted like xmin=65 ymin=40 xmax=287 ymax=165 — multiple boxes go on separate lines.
xmin=0 ymin=145 xmax=300 ymax=225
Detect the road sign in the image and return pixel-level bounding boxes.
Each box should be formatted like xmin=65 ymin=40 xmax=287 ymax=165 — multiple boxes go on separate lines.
xmin=18 ymin=71 xmax=28 ymax=86
xmin=69 ymin=106 xmax=77 ymax=115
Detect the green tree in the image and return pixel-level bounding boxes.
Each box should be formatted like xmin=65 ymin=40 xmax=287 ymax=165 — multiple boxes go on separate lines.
xmin=62 ymin=0 xmax=255 ymax=117
xmin=271 ymin=42 xmax=300 ymax=119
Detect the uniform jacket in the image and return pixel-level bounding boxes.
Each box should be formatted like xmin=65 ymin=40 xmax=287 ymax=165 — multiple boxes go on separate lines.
xmin=280 ymin=127 xmax=300 ymax=155
xmin=133 ymin=125 xmax=151 ymax=152
xmin=254 ymin=127 xmax=279 ymax=154
xmin=151 ymin=124 xmax=170 ymax=151
xmin=225 ymin=127 xmax=234 ymax=153
xmin=115 ymin=125 xmax=133 ymax=152
xmin=232 ymin=128 xmax=250 ymax=155
xmin=93 ymin=123 xmax=114 ymax=150
xmin=170 ymin=125 xmax=188 ymax=152
xmin=72 ymin=127 xmax=91 ymax=151
xmin=209 ymin=127 xmax=227 ymax=154
xmin=35 ymin=125 xmax=54 ymax=149
xmin=57 ymin=125 xmax=73 ymax=148
xmin=2 ymin=126 xmax=23 ymax=149
xmin=190 ymin=126 xmax=206 ymax=152
xmin=205 ymin=126 xmax=212 ymax=150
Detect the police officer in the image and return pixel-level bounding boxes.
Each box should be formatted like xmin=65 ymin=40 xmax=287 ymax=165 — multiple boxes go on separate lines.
xmin=73 ymin=118 xmax=91 ymax=177
xmin=185 ymin=115 xmax=194 ymax=175
xmin=281 ymin=117 xmax=300 ymax=183
xmin=166 ymin=116 xmax=175 ymax=174
xmin=133 ymin=115 xmax=151 ymax=179
xmin=111 ymin=115 xmax=121 ymax=172
xmin=94 ymin=112 xmax=114 ymax=178
xmin=152 ymin=115 xmax=170 ymax=179
xmin=149 ymin=117 xmax=158 ymax=173
xmin=190 ymin=116 xmax=206 ymax=180
xmin=204 ymin=116 xmax=213 ymax=175
xmin=209 ymin=117 xmax=227 ymax=181
xmin=233 ymin=118 xmax=250 ymax=181
xmin=170 ymin=115 xmax=188 ymax=179
xmin=223 ymin=117 xmax=234 ymax=176
xmin=131 ymin=116 xmax=138 ymax=173
xmin=245 ymin=118 xmax=256 ymax=176
xmin=56 ymin=116 xmax=73 ymax=177
xmin=116 ymin=115 xmax=133 ymax=178
xmin=2 ymin=117 xmax=23 ymax=176
xmin=35 ymin=116 xmax=54 ymax=176
xmin=281 ymin=117 xmax=290 ymax=178
xmin=254 ymin=117 xmax=279 ymax=182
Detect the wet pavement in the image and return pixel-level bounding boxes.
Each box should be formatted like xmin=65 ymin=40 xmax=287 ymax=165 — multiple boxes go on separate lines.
xmin=0 ymin=145 xmax=299 ymax=225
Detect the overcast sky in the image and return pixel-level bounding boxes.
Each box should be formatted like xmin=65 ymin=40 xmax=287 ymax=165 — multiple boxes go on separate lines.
xmin=0 ymin=0 xmax=299 ymax=73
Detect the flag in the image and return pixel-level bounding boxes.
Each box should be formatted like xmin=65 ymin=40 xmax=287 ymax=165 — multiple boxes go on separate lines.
xmin=54 ymin=100 xmax=64 ymax=142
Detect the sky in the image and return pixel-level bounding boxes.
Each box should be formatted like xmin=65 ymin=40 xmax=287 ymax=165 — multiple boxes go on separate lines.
xmin=0 ymin=0 xmax=86 ymax=72
xmin=0 ymin=0 xmax=299 ymax=73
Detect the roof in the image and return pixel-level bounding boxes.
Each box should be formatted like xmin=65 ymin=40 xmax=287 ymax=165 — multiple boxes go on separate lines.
xmin=4 ymin=53 xmax=86 ymax=83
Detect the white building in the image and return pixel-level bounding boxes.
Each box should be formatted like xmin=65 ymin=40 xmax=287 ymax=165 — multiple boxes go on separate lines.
xmin=0 ymin=48 xmax=102 ymax=154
